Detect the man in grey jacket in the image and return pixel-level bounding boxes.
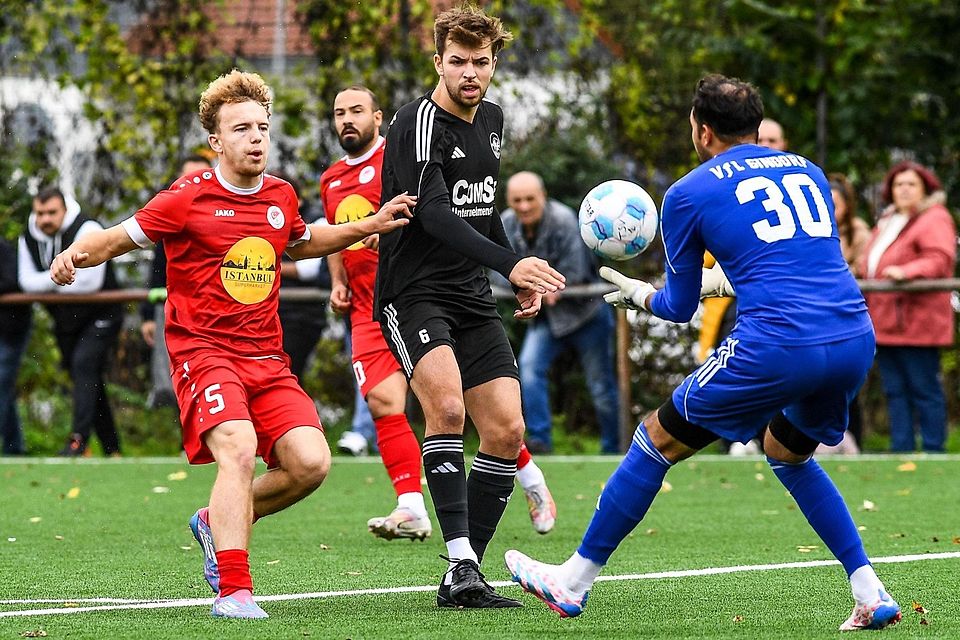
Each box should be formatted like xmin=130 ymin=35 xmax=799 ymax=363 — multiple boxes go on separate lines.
xmin=501 ymin=172 xmax=620 ymax=454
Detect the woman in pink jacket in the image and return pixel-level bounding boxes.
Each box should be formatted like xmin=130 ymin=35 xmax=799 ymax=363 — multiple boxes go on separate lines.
xmin=858 ymin=161 xmax=956 ymax=452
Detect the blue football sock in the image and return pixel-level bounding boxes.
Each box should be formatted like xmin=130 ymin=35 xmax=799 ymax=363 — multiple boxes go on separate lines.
xmin=768 ymin=456 xmax=869 ymax=576
xmin=577 ymin=422 xmax=672 ymax=565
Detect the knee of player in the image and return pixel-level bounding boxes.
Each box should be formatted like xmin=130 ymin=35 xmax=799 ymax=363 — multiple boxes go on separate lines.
xmin=290 ymin=451 xmax=331 ymax=490
xmin=488 ymin=419 xmax=525 ymax=452
xmin=216 ymin=446 xmax=259 ymax=476
xmin=431 ymin=397 xmax=466 ymax=430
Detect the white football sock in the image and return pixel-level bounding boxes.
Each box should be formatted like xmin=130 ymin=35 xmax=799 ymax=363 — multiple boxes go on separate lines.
xmin=397 ymin=491 xmax=427 ymax=518
xmin=516 ymin=461 xmax=545 ymax=490
xmin=850 ymin=565 xmax=885 ymax=604
xmin=561 ymin=551 xmax=602 ymax=594
xmin=442 ymin=537 xmax=479 ymax=584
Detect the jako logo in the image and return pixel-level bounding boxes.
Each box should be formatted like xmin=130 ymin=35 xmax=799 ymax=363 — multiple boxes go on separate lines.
xmin=214 ymin=209 xmax=235 ymax=217
xmin=451 ymin=176 xmax=497 ymax=206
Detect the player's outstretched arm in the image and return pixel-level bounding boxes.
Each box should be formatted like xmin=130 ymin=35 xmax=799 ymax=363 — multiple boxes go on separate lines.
xmin=50 ymin=224 xmax=138 ymax=286
xmin=508 ymin=257 xmax=566 ymax=294
xmin=287 ymin=193 xmax=416 ymax=260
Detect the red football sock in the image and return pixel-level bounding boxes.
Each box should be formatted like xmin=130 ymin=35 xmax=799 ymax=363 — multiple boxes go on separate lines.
xmin=375 ymin=414 xmax=423 ymax=496
xmin=217 ymin=548 xmax=253 ymax=597
xmin=518 ymin=441 xmax=532 ymax=470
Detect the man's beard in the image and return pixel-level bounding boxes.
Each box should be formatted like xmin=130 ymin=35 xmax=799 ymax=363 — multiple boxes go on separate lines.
xmin=340 ymin=128 xmax=375 ymax=154
xmin=447 ymin=78 xmax=485 ymax=110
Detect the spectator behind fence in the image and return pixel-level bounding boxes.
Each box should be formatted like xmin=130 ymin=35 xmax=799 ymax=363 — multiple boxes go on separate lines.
xmin=271 ymin=171 xmax=330 ymax=383
xmin=140 ymin=154 xmax=213 ymax=409
xmin=0 ymin=237 xmax=32 ymax=455
xmin=815 ymin=173 xmax=873 ymax=455
xmin=857 ymin=161 xmax=956 ymax=453
xmin=499 ymin=171 xmax=621 ymax=454
xmin=18 ymin=187 xmax=123 ymax=456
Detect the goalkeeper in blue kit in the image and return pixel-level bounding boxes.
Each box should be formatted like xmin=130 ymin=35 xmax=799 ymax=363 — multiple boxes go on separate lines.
xmin=505 ymin=74 xmax=901 ymax=632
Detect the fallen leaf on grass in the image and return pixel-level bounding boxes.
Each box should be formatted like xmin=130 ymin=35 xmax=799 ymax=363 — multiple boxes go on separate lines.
xmin=166 ymin=471 xmax=188 ymax=481
xmin=952 ymin=536 xmax=960 ymax=545
xmin=912 ymin=601 xmax=928 ymax=615
xmin=797 ymin=545 xmax=818 ymax=553
xmin=19 ymin=630 xmax=47 ymax=638
xmin=152 ymin=486 xmax=170 ymax=494
xmin=54 ymin=535 xmax=63 ymax=541
xmin=897 ymin=461 xmax=917 ymax=472
xmin=29 ymin=517 xmax=41 ymax=523
xmin=645 ymin=528 xmax=657 ymax=536
xmin=345 ymin=571 xmax=362 ymax=576
xmin=319 ymin=544 xmax=330 ymax=551
xmin=179 ymin=546 xmax=192 ymax=551
xmin=732 ymin=615 xmax=744 ymax=623
xmin=266 ymin=560 xmax=280 ymax=565
xmin=859 ymin=500 xmax=875 ymax=512
xmin=66 ymin=487 xmax=80 ymax=499
xmin=857 ymin=526 xmax=867 ymax=532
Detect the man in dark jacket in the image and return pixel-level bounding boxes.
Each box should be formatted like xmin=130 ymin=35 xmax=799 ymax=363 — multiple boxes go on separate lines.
xmin=18 ymin=187 xmax=122 ymax=456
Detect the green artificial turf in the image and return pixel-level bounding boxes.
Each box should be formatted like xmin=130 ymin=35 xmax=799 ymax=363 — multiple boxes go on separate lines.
xmin=0 ymin=455 xmax=957 ymax=638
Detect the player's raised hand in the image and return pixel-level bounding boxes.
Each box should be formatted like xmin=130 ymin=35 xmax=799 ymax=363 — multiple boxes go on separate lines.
xmin=50 ymin=249 xmax=90 ymax=286
xmin=599 ymin=266 xmax=655 ymax=311
xmin=509 ymin=257 xmax=565 ymax=293
xmin=368 ymin=193 xmax=417 ymax=234
xmin=514 ymin=288 xmax=543 ymax=319
xmin=700 ymin=264 xmax=735 ymax=298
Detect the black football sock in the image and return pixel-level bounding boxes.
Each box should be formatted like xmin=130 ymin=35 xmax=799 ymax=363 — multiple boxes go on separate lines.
xmin=467 ymin=451 xmax=517 ymax=563
xmin=422 ymin=435 xmax=469 ymax=543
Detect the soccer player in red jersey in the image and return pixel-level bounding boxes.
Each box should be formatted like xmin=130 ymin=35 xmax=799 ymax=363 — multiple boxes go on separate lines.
xmin=49 ymin=70 xmax=415 ymax=619
xmin=322 ymin=86 xmax=557 ymax=541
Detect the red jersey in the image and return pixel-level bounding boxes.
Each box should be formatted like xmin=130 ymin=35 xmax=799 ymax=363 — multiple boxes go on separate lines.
xmin=319 ymin=136 xmax=383 ymax=325
xmin=123 ymin=167 xmax=308 ymax=363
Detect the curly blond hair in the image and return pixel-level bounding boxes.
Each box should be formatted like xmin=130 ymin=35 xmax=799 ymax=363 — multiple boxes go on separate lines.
xmin=198 ymin=70 xmax=273 ymax=134
xmin=434 ymin=3 xmax=513 ymax=57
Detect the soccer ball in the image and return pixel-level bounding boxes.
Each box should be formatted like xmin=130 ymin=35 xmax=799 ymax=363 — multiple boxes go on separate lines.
xmin=578 ymin=180 xmax=658 ymax=261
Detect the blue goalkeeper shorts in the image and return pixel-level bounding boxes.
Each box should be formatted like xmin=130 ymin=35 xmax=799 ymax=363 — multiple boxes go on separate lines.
xmin=671 ymin=330 xmax=875 ymax=447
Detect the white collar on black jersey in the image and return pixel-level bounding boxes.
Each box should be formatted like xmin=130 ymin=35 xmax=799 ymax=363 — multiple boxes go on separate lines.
xmin=344 ymin=136 xmax=385 ymax=166
xmin=215 ymin=165 xmax=264 ymax=195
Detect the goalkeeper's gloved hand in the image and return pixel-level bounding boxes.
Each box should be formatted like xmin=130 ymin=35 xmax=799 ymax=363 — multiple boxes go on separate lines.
xmin=699 ymin=264 xmax=735 ymax=299
xmin=599 ymin=266 xmax=656 ymax=312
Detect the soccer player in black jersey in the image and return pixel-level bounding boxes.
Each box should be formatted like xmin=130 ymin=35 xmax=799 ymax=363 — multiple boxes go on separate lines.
xmin=375 ymin=4 xmax=565 ymax=609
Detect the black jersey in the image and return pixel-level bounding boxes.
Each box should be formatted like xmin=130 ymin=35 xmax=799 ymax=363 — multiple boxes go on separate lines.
xmin=375 ymin=94 xmax=521 ymax=319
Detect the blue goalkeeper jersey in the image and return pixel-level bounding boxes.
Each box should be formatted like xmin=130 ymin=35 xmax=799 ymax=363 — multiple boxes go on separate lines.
xmin=649 ymin=143 xmax=872 ymax=346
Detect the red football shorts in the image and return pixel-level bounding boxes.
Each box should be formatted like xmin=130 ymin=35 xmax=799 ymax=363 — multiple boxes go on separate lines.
xmin=350 ymin=320 xmax=401 ymax=397
xmin=171 ymin=352 xmax=322 ymax=467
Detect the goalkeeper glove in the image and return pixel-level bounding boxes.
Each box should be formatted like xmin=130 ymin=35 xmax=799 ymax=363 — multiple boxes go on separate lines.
xmin=599 ymin=266 xmax=656 ymax=312
xmin=699 ymin=264 xmax=735 ymax=298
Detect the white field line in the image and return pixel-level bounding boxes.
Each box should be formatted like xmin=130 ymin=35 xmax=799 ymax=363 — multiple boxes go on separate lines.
xmin=1 ymin=551 xmax=957 ymax=618
xmin=2 ymin=453 xmax=960 ymax=465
